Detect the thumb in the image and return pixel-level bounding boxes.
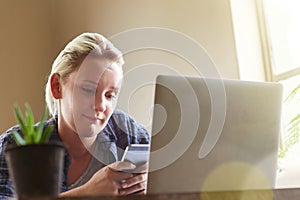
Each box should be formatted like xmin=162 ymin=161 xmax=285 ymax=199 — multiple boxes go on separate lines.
xmin=108 ymin=161 xmax=136 ymax=172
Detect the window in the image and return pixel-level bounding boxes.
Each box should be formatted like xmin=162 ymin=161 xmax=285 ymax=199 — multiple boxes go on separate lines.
xmin=257 ymin=0 xmax=300 ymax=158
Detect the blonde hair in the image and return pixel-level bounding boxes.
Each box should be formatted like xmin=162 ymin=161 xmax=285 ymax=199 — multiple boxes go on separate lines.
xmin=45 ymin=32 xmax=124 ymax=117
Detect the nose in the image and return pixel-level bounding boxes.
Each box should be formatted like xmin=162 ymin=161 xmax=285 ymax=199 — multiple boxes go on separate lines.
xmin=94 ymin=93 xmax=106 ymax=113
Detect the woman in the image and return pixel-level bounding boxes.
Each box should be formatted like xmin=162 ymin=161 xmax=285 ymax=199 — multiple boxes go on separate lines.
xmin=0 ymin=32 xmax=149 ymax=198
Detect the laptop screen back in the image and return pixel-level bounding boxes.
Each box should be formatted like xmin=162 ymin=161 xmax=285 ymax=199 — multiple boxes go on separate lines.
xmin=147 ymin=75 xmax=283 ymax=193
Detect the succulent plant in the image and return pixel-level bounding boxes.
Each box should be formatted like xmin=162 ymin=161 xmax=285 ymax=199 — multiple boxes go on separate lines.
xmin=12 ymin=103 xmax=53 ymax=145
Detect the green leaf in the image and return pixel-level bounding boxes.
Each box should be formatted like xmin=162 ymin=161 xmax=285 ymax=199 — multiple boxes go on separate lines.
xmin=25 ymin=103 xmax=34 ymax=127
xmin=35 ymin=122 xmax=44 ymax=143
xmin=39 ymin=125 xmax=53 ymax=143
xmin=35 ymin=106 xmax=49 ymax=143
xmin=284 ymin=84 xmax=300 ymax=102
xmin=12 ymin=104 xmax=52 ymax=145
xmin=288 ymin=114 xmax=300 ymax=126
xmin=25 ymin=103 xmax=35 ymax=141
xmin=11 ymin=131 xmax=26 ymax=146
xmin=14 ymin=105 xmax=30 ymax=142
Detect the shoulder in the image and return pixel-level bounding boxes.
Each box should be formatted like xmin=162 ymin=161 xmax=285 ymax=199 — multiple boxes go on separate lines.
xmin=105 ymin=109 xmax=149 ymax=143
xmin=0 ymin=125 xmax=20 ymax=149
xmin=109 ymin=109 xmax=147 ymax=132
xmin=0 ymin=129 xmax=16 ymax=198
xmin=110 ymin=109 xmax=137 ymax=123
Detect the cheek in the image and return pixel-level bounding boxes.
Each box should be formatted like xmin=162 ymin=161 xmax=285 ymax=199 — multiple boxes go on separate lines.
xmin=73 ymin=89 xmax=94 ymax=108
xmin=60 ymin=89 xmax=73 ymax=112
xmin=104 ymin=101 xmax=116 ymax=119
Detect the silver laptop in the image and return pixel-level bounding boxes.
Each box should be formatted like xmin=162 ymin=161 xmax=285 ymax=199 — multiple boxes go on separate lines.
xmin=147 ymin=75 xmax=283 ymax=193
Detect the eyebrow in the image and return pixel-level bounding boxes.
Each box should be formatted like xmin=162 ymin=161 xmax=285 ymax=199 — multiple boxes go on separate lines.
xmin=81 ymin=80 xmax=98 ymax=86
xmin=81 ymin=80 xmax=120 ymax=91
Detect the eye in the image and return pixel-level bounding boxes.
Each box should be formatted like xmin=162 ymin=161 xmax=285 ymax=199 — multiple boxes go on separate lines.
xmin=105 ymin=92 xmax=117 ymax=100
xmin=80 ymin=86 xmax=96 ymax=95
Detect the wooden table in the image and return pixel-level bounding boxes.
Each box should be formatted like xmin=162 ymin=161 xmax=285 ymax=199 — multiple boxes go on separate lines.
xmin=59 ymin=188 xmax=300 ymax=200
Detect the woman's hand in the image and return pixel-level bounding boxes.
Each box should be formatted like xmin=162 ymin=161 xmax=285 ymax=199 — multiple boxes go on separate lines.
xmin=60 ymin=161 xmax=148 ymax=197
xmin=82 ymin=161 xmax=136 ymax=195
xmin=119 ymin=162 xmax=148 ymax=195
xmin=119 ymin=172 xmax=148 ymax=195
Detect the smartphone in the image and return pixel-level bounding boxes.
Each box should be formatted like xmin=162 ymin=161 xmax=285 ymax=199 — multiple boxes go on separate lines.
xmin=121 ymin=144 xmax=150 ymax=166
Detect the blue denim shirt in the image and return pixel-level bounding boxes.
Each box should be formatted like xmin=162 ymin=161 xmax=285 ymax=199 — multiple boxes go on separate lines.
xmin=0 ymin=109 xmax=149 ymax=199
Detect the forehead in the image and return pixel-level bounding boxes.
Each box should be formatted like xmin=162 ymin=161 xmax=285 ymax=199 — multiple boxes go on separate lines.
xmin=75 ymin=56 xmax=122 ymax=83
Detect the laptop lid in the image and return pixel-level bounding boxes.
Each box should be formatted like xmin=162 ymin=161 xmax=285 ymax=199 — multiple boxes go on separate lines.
xmin=147 ymin=75 xmax=283 ymax=193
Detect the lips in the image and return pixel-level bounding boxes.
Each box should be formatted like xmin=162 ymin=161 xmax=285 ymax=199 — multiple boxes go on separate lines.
xmin=83 ymin=114 xmax=105 ymax=122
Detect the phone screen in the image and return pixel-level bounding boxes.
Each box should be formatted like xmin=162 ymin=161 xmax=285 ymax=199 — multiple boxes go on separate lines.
xmin=121 ymin=144 xmax=150 ymax=166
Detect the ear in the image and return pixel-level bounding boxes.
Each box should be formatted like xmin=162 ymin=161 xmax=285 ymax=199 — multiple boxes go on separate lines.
xmin=50 ymin=73 xmax=62 ymax=99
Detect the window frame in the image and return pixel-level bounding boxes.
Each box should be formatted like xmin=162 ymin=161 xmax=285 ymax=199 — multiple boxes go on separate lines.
xmin=255 ymin=0 xmax=300 ymax=82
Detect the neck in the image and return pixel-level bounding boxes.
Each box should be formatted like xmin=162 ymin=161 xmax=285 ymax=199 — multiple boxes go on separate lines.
xmin=57 ymin=116 xmax=97 ymax=159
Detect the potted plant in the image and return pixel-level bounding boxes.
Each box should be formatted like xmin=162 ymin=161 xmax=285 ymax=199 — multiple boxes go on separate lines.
xmin=4 ymin=103 xmax=65 ymax=199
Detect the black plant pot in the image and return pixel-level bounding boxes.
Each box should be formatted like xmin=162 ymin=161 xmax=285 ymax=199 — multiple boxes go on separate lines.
xmin=4 ymin=142 xmax=65 ymax=199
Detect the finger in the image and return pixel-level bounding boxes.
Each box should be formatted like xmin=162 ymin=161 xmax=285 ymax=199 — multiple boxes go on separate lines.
xmin=133 ymin=162 xmax=148 ymax=173
xmin=119 ymin=182 xmax=146 ymax=195
xmin=108 ymin=161 xmax=136 ymax=172
xmin=111 ymin=170 xmax=134 ymax=181
xmin=121 ymin=173 xmax=147 ymax=189
xmin=135 ymin=189 xmax=146 ymax=195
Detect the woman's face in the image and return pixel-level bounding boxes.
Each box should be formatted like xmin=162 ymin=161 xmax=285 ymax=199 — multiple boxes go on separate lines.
xmin=59 ymin=56 xmax=123 ymax=138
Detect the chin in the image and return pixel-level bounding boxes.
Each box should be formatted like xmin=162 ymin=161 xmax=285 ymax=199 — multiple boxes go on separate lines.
xmin=75 ymin=125 xmax=99 ymax=138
